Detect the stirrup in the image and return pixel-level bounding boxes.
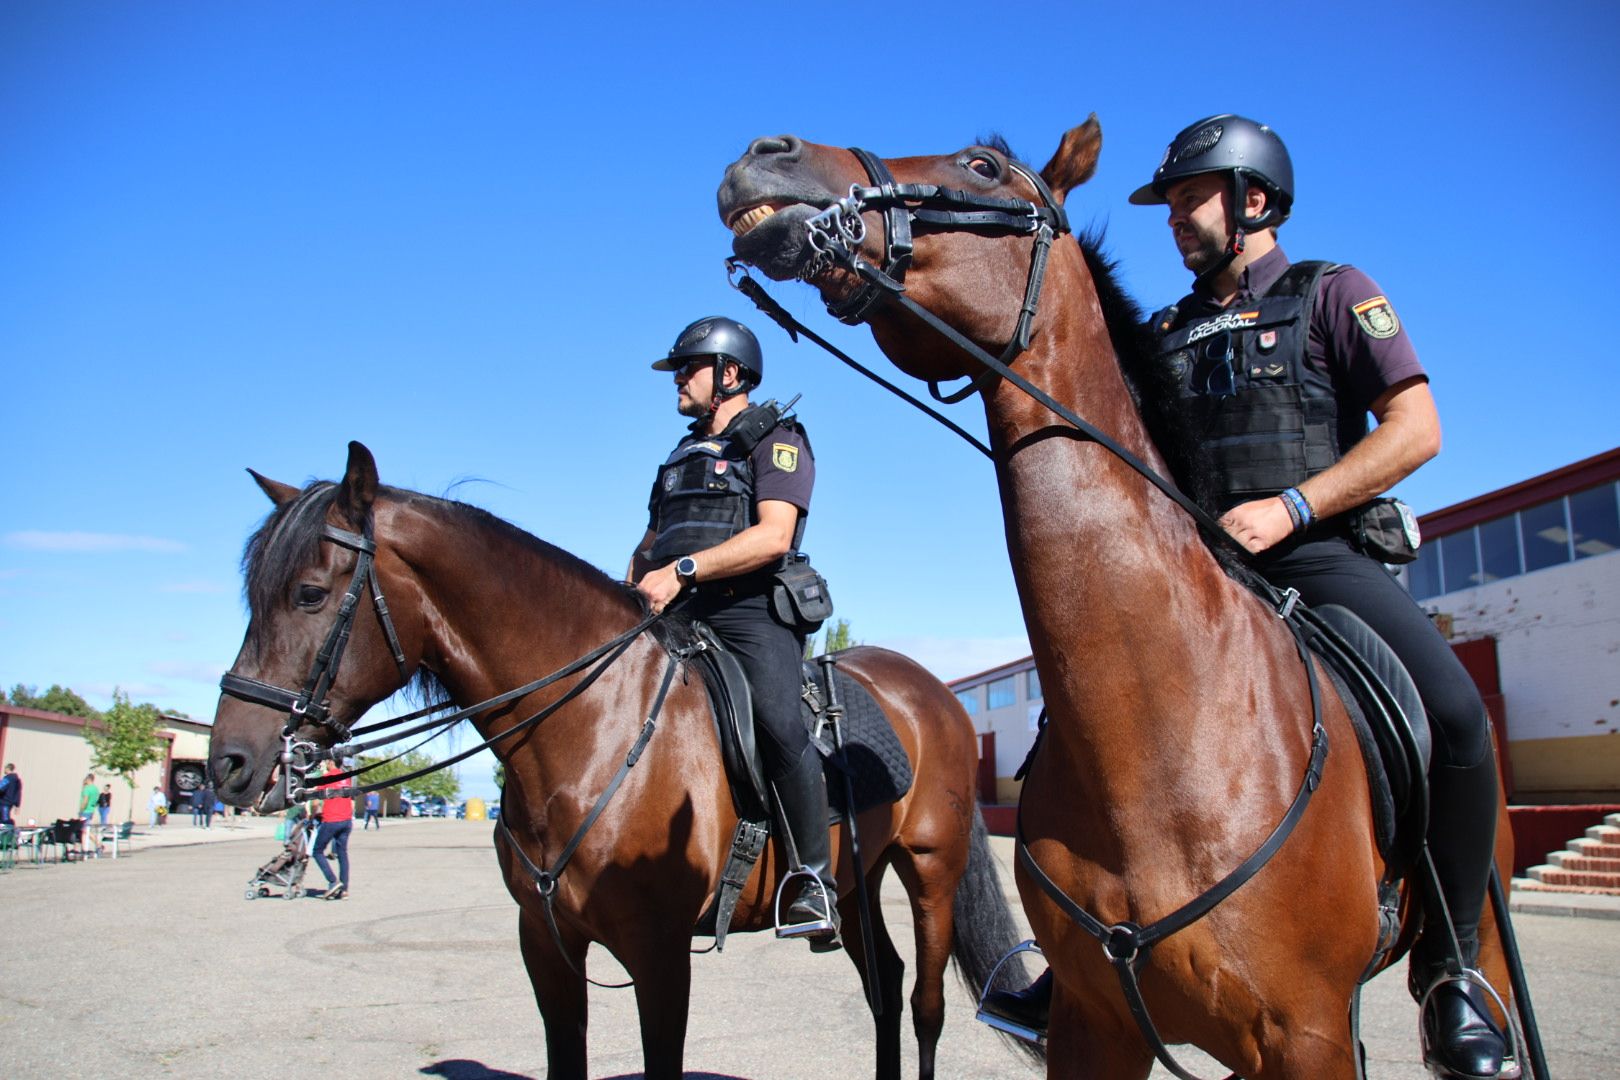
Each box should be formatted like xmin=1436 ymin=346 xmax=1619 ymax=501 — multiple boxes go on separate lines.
xmin=974 ymin=940 xmax=1047 ymax=1047
xmin=773 ymin=867 xmax=837 ymax=940
xmin=1415 ymin=967 xmax=1522 ymax=1080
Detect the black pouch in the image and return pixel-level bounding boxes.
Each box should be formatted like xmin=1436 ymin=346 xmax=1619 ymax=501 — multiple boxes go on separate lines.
xmin=1350 ymin=497 xmax=1421 ymax=565
xmin=770 ymin=557 xmax=833 ymax=635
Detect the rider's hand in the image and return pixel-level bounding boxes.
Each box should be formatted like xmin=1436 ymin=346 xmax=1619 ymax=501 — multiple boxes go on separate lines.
xmin=635 ymin=563 xmax=685 ymax=614
xmin=1218 ymin=497 xmax=1297 ymax=555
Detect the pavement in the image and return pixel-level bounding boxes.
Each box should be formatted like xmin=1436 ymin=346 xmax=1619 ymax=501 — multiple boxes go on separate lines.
xmin=2 ymin=820 xmax=1615 ymax=1078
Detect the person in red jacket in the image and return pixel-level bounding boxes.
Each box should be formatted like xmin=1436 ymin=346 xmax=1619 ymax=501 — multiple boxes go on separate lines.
xmin=308 ymin=765 xmax=354 ymax=900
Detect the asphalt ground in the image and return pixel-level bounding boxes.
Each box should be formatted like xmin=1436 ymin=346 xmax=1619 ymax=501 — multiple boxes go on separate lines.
xmin=2 ymin=818 xmax=1615 ymax=1079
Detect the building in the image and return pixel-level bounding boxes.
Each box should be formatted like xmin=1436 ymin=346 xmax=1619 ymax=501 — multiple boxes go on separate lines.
xmin=952 ymin=447 xmax=1620 ymax=807
xmin=0 ymin=705 xmax=214 ymax=825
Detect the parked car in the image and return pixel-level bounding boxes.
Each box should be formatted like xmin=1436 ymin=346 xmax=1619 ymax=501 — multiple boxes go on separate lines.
xmin=488 ymin=802 xmax=500 ymax=821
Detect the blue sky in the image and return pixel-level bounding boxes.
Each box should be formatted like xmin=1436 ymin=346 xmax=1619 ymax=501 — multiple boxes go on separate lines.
xmin=4 ymin=2 xmax=1616 ymax=802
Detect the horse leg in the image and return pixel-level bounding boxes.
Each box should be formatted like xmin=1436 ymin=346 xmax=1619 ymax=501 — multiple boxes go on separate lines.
xmin=839 ymin=860 xmax=907 ymax=1080
xmin=627 ymin=945 xmax=692 ymax=1080
xmin=1043 ymin=984 xmax=1152 ymax=1080
xmin=889 ymin=848 xmax=959 ymax=1080
xmin=517 ymin=905 xmax=589 ymax=1080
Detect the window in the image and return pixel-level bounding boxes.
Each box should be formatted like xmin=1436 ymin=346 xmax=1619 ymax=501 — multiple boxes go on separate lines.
xmin=1476 ymin=515 xmax=1521 ymax=583
xmin=987 ymin=676 xmax=1016 ymax=710
xmin=955 ymin=689 xmax=980 ymax=716
xmin=1406 ymin=540 xmax=1443 ymax=601
xmin=1520 ymin=498 xmax=1572 ymax=573
xmin=1440 ymin=526 xmax=1480 ymax=591
xmin=1569 ymin=483 xmax=1620 ymax=558
xmin=1026 ymin=668 xmax=1042 ymax=701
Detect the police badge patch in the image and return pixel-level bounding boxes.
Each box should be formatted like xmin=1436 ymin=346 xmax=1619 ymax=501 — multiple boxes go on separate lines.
xmin=1352 ymin=296 xmax=1401 ymax=340
xmin=771 ymin=442 xmax=799 ymax=472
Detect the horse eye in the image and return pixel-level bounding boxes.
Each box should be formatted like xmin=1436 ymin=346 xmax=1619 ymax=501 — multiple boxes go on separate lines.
xmin=296 ymin=584 xmax=328 ymax=608
xmin=967 ymin=156 xmax=1000 ymax=179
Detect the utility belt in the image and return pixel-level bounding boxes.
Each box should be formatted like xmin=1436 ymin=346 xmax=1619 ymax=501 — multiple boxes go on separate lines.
xmin=1255 ymin=498 xmax=1422 ymax=566
xmin=692 ymin=554 xmax=834 ymax=635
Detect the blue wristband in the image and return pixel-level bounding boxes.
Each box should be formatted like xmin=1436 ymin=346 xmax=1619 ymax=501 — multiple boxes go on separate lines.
xmin=1281 ymin=487 xmax=1314 ymax=532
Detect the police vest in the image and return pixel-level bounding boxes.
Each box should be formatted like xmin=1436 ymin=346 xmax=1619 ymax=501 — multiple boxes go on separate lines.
xmin=1152 ymin=260 xmax=1366 ymax=508
xmin=648 ymin=401 xmax=810 ymax=564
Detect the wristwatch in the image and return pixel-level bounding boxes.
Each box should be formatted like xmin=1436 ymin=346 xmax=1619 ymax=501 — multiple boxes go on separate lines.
xmin=674 ymin=556 xmax=698 ymax=584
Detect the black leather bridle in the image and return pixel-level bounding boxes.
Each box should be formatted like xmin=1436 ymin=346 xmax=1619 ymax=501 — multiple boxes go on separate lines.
xmin=803 ymin=147 xmax=1069 ymax=404
xmin=220 ymin=524 xmax=407 ymax=744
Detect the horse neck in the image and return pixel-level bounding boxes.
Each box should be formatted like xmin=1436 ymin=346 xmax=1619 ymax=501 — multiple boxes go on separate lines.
xmin=377 ymin=498 xmax=641 ymax=714
xmin=980 ymin=250 xmax=1256 ymax=763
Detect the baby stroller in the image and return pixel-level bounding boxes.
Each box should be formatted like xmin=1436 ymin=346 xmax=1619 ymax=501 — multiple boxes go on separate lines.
xmin=246 ymin=810 xmax=315 ymax=900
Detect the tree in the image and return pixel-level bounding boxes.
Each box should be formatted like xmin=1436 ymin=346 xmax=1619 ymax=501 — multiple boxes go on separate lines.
xmin=805 ymin=618 xmax=857 ymax=659
xmin=10 ymin=683 xmax=100 ymax=719
xmin=493 ymin=760 xmax=506 ymax=792
xmin=355 ymin=750 xmax=462 ymax=804
xmin=84 ymin=688 xmax=165 ymax=822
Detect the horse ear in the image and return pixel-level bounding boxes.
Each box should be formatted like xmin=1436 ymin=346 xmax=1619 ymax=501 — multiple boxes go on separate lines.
xmin=247 ymin=469 xmax=300 ymax=507
xmin=1040 ymin=114 xmax=1102 ymax=203
xmin=337 ymin=441 xmax=379 ymax=524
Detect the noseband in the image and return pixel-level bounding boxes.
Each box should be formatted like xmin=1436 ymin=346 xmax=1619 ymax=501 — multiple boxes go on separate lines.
xmin=802 ymin=148 xmax=1069 ymax=403
xmin=219 ymin=524 xmax=408 ymax=745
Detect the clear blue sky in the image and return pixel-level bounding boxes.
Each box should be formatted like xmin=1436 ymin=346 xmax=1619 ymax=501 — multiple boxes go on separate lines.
xmin=4 ymin=2 xmax=1616 ymax=803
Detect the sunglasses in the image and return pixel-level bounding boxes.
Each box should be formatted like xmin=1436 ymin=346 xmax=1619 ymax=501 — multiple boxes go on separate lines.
xmin=1194 ymin=328 xmax=1237 ymax=400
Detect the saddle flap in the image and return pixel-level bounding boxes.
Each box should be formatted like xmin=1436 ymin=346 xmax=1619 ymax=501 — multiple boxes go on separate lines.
xmin=1312 ymin=605 xmax=1431 ymax=772
xmin=687 ymin=621 xmax=770 ymax=818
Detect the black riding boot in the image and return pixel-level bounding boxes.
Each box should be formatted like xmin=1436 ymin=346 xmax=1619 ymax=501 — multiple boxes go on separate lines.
xmin=1410 ymin=935 xmax=1508 ymax=1079
xmin=773 ymin=747 xmax=839 ymax=943
xmin=979 ymin=968 xmax=1052 ymax=1039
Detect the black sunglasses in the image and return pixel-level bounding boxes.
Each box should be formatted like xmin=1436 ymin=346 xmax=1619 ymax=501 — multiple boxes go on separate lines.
xmin=1195 ymin=328 xmax=1237 ymax=400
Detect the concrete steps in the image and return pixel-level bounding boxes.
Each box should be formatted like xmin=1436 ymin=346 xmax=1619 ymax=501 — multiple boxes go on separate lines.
xmin=1514 ymin=816 xmax=1620 ymax=896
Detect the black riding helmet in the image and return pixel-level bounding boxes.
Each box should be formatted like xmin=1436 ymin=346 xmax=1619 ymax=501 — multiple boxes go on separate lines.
xmin=651 ymin=316 xmax=763 ymax=402
xmin=1129 ymin=114 xmax=1294 ymax=231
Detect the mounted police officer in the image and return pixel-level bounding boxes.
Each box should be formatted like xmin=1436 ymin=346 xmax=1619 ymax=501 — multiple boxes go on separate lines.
xmin=630 ymin=316 xmax=839 ymax=944
xmin=986 ymin=117 xmax=1507 ymax=1078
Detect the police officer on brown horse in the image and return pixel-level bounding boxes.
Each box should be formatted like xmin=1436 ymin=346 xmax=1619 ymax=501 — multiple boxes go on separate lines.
xmin=630 ymin=316 xmax=838 ymax=943
xmin=985 ymin=117 xmax=1507 ymax=1078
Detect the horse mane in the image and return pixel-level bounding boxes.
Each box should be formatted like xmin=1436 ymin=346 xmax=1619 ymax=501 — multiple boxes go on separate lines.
xmin=241 ymin=479 xmax=663 ymax=704
xmin=1072 ymin=230 xmax=1225 ymax=527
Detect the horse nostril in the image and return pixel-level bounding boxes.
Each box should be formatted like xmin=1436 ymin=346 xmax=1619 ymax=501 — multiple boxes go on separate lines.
xmin=213 ymin=752 xmax=249 ymax=791
xmin=747 ymin=135 xmax=799 ymax=160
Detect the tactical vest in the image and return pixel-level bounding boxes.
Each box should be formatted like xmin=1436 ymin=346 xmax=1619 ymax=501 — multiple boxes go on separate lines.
xmin=648 ymin=401 xmax=810 ymax=564
xmin=1152 ymin=260 xmax=1365 ymax=508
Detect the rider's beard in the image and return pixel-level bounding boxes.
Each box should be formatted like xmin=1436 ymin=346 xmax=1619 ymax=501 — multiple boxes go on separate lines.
xmin=1178 ymin=222 xmax=1227 ymax=275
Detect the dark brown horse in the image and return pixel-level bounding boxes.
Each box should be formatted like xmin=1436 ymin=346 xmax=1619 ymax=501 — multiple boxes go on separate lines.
xmin=209 ymin=441 xmax=1031 ymax=1080
xmin=717 ymin=123 xmax=1519 ymax=1079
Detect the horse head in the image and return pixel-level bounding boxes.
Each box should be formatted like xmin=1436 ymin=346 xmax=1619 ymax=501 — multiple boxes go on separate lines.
xmin=211 ymin=441 xmax=423 ymax=811
xmin=718 ymin=118 xmax=1103 ymax=387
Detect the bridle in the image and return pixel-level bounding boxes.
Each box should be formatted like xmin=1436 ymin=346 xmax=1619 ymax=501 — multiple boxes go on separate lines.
xmin=800 ymin=148 xmax=1066 ymax=402
xmin=220 ymin=525 xmax=407 ymax=743
xmin=218 ymin=523 xmax=409 ymax=806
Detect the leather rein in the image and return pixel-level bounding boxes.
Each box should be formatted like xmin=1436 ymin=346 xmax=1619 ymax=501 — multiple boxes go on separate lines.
xmin=729 ymin=147 xmax=1333 ymax=1080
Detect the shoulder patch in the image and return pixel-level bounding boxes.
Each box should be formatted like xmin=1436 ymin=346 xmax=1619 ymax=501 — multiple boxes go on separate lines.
xmin=1352 ymin=295 xmax=1400 ymax=340
xmin=770 ymin=442 xmax=799 ymax=472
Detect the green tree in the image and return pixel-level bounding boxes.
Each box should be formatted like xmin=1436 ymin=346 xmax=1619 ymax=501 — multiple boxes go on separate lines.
xmin=355 ymin=750 xmax=462 ymax=805
xmin=9 ymin=683 xmax=100 ymax=719
xmin=805 ymin=618 xmax=857 ymax=659
xmin=493 ymin=760 xmax=506 ymax=792
xmin=84 ymin=688 xmax=165 ymax=822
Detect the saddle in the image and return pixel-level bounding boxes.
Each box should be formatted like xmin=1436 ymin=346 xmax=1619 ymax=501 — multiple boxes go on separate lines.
xmin=1291 ymin=602 xmax=1431 ymax=880
xmin=681 ymin=621 xmax=914 ymax=945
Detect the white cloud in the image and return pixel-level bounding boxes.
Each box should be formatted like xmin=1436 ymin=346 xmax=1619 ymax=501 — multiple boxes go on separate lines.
xmin=4 ymin=531 xmax=187 ymax=554
xmin=867 ymin=634 xmax=1032 ymax=684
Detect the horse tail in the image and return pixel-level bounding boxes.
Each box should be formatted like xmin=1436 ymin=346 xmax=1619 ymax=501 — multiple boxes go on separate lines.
xmin=951 ymin=802 xmax=1046 ymax=1064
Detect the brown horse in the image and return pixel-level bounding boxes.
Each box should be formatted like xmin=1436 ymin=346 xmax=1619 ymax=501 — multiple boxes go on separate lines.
xmin=717 ymin=123 xmax=1519 ymax=1079
xmin=208 ymin=441 xmax=1033 ymax=1080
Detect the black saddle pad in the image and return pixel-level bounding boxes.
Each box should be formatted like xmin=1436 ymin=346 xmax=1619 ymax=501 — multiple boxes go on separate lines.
xmin=807 ymin=661 xmax=914 ymax=819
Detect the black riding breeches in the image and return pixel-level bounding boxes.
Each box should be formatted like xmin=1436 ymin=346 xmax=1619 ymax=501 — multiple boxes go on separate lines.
xmin=1260 ymin=535 xmax=1499 ymax=946
xmin=690 ymin=591 xmax=809 ymax=781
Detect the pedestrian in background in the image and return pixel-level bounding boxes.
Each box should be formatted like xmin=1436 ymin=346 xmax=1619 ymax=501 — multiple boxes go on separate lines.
xmin=0 ymin=764 xmax=22 ymax=826
xmin=97 ymin=784 xmax=112 ymax=826
xmin=309 ymin=765 xmax=353 ymax=900
xmin=363 ymin=790 xmax=380 ymax=830
xmin=149 ymin=786 xmax=168 ymax=827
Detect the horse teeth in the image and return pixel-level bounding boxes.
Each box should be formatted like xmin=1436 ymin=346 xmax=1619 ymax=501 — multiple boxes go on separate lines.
xmin=731 ymin=205 xmax=777 ymax=236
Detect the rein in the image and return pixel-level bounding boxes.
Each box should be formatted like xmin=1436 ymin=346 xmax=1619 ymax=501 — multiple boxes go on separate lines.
xmin=729 ymin=147 xmax=1339 ymax=1080
xmin=219 ymin=520 xmax=670 ymax=804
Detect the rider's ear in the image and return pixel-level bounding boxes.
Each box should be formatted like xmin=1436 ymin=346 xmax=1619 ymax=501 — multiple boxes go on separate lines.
xmin=1040 ymin=114 xmax=1102 ymax=203
xmin=248 ymin=469 xmax=300 ymax=507
xmin=337 ymin=440 xmax=380 ymax=524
